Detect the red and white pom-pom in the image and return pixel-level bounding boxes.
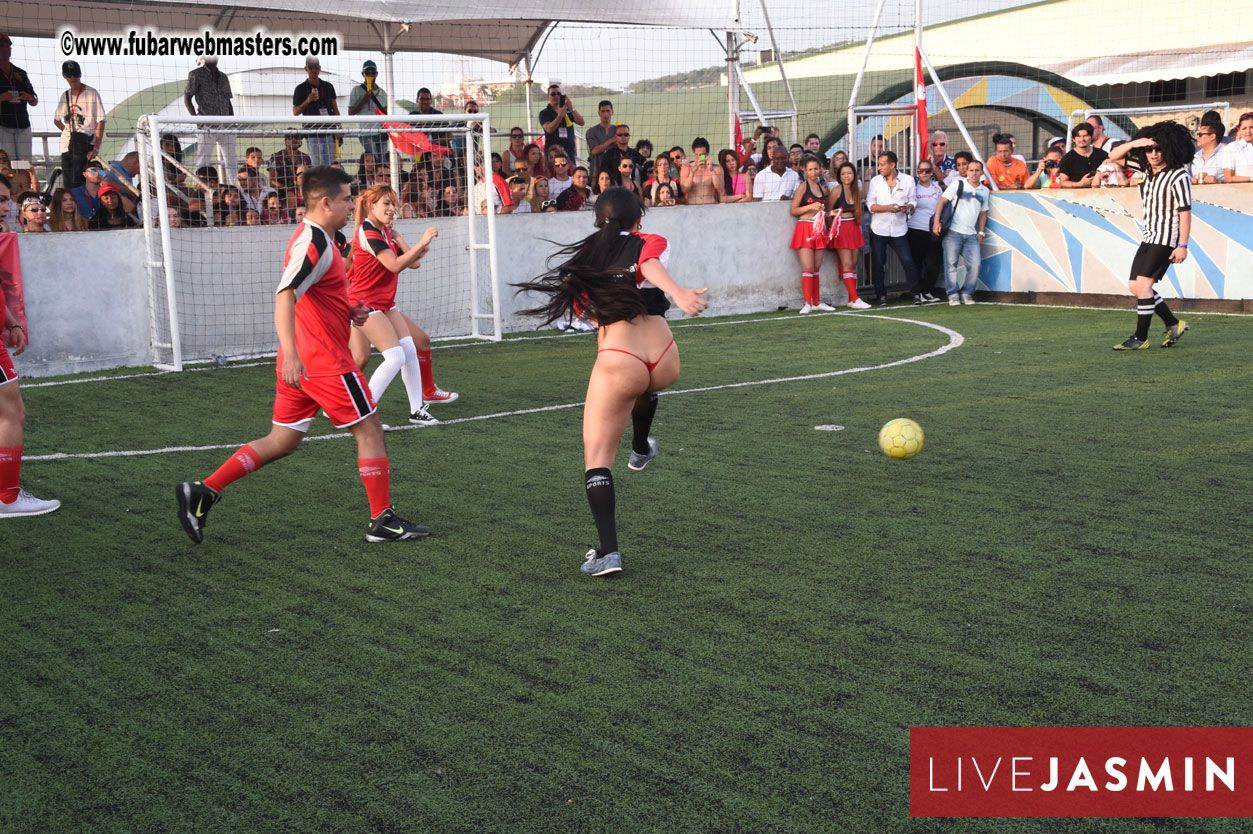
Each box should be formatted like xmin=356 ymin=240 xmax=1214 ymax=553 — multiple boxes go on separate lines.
xmin=805 ymin=209 xmax=828 ymax=246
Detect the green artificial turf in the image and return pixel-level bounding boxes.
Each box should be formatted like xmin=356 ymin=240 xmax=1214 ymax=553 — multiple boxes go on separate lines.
xmin=3 ymin=304 xmax=1252 ymax=833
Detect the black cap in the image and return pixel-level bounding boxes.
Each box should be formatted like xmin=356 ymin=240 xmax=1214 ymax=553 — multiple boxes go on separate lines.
xmin=62 ymin=60 xmax=81 ymax=77
xmin=1201 ymin=109 xmax=1224 ymax=126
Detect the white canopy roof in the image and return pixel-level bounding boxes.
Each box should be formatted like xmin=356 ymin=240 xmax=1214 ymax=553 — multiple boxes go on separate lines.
xmin=8 ymin=0 xmax=742 ymax=66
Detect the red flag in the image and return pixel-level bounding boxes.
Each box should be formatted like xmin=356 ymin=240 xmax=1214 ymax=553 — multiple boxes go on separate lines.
xmin=734 ymin=114 xmax=748 ymax=165
xmin=915 ymin=47 xmax=929 ymax=162
xmin=383 ymin=124 xmax=454 ymax=158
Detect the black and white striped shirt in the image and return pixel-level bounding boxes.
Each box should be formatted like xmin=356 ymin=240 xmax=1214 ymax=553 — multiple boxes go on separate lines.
xmin=1138 ymin=167 xmax=1191 ymax=247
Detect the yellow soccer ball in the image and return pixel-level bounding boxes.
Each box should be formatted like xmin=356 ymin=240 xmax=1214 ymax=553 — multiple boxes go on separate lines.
xmin=879 ymin=418 xmax=924 ymax=460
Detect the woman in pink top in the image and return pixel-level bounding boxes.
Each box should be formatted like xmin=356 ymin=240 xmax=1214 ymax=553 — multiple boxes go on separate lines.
xmin=715 ymin=149 xmax=750 ymax=203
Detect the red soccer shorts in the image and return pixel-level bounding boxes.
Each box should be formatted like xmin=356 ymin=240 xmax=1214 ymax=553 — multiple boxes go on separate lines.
xmin=0 ymin=344 xmax=16 ymax=387
xmin=272 ymin=366 xmax=376 ymax=430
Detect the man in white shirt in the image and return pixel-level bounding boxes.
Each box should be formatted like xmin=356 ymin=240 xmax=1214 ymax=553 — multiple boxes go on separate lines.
xmin=1221 ymin=112 xmax=1253 ymax=183
xmin=237 ymin=164 xmax=276 ymax=213
xmin=751 ymin=144 xmax=799 ymax=201
xmin=1191 ymin=122 xmax=1226 ymax=184
xmin=932 ymin=159 xmax=990 ymax=305
xmin=865 ymin=150 xmax=925 ymax=305
xmin=52 ymin=60 xmax=106 ymax=188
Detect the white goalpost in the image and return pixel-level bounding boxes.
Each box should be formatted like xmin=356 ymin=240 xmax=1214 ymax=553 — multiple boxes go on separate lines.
xmin=135 ymin=112 xmax=500 ymax=371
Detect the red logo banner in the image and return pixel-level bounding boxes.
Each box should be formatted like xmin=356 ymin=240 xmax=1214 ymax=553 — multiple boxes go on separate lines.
xmin=911 ymin=727 xmax=1253 ymax=817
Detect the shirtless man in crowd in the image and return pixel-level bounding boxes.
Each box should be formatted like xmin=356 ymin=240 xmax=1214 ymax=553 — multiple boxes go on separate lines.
xmin=680 ymin=137 xmax=718 ymax=205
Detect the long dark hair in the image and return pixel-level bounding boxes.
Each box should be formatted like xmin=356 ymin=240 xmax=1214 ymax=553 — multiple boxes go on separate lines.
xmin=1130 ymin=120 xmax=1195 ymax=171
xmin=832 ymin=162 xmax=863 ymax=224
xmin=718 ymin=149 xmax=739 ymax=194
xmin=514 ymin=187 xmax=650 ymax=327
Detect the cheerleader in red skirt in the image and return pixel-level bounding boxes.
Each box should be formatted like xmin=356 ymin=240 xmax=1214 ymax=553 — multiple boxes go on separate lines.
xmin=826 ymin=162 xmax=871 ymax=309
xmin=789 ymin=155 xmax=833 ymax=313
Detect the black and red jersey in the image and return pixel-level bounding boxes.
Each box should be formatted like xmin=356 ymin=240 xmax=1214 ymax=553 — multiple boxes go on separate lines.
xmin=275 ymin=220 xmax=356 ymax=376
xmin=348 ymin=219 xmax=403 ymax=309
xmin=616 ymin=231 xmax=671 ymax=318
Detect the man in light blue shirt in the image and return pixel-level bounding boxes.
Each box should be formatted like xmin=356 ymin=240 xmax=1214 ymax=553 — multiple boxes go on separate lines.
xmin=932 ymin=159 xmax=990 ymax=305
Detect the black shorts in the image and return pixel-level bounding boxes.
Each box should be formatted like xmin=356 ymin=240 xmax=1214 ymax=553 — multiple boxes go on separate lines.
xmin=1129 ymin=243 xmax=1174 ymax=282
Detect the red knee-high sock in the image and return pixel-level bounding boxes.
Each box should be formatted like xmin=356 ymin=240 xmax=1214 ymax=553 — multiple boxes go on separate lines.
xmin=801 ymin=273 xmax=816 ymax=306
xmin=0 ymin=446 xmax=21 ymax=503
xmin=842 ymin=272 xmax=860 ymax=303
xmin=204 ymin=444 xmax=262 ymax=492
xmin=417 ymin=350 xmax=435 ymax=397
xmin=359 ymin=457 xmax=391 ymax=518
xmin=812 ymin=273 xmax=822 ymax=305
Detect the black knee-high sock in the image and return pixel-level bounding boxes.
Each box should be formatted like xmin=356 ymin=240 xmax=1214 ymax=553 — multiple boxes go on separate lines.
xmin=1153 ymin=292 xmax=1179 ymax=327
xmin=631 ymin=392 xmax=658 ymax=455
xmin=1134 ymin=297 xmax=1155 ymax=340
xmin=585 ymin=468 xmax=618 ymax=555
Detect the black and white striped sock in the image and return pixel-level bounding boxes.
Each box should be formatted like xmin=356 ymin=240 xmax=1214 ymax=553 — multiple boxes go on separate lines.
xmin=1153 ymin=292 xmax=1179 ymax=327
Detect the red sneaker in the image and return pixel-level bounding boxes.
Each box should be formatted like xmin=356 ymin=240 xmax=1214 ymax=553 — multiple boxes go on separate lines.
xmin=425 ymin=388 xmax=459 ymax=404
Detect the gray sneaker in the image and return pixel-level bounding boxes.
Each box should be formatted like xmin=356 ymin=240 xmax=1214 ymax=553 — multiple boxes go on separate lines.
xmin=580 ymin=548 xmax=623 ymax=576
xmin=0 ymin=488 xmax=61 ymax=518
xmin=627 ymin=436 xmax=658 ymax=471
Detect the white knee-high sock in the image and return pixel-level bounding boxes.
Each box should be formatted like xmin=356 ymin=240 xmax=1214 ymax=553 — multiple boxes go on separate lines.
xmin=397 ymin=337 xmax=425 ymax=412
xmin=368 ymin=345 xmax=405 ymax=401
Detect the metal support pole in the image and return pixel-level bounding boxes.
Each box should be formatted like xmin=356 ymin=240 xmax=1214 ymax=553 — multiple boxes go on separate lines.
xmin=383 ymin=26 xmax=400 ymax=197
xmin=523 ymin=55 xmax=535 ymax=135
xmin=847 ymin=0 xmax=891 ymax=166
xmin=757 ymin=0 xmax=798 ymax=144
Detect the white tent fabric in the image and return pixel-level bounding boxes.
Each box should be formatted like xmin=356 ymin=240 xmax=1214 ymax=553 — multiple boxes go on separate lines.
xmin=6 ymin=0 xmax=742 ymax=65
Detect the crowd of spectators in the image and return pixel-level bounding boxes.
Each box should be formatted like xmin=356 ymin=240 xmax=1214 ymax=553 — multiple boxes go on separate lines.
xmin=1 ymin=42 xmax=1251 ymax=234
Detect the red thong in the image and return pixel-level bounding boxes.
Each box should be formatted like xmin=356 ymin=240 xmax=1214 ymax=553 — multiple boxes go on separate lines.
xmin=598 ymin=339 xmax=675 ymax=372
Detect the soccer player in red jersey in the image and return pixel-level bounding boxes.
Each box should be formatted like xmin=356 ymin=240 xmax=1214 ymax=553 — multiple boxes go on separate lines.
xmin=348 ymin=184 xmax=454 ymax=426
xmin=0 ymin=270 xmax=60 ymax=518
xmin=175 ymin=166 xmax=429 ymax=543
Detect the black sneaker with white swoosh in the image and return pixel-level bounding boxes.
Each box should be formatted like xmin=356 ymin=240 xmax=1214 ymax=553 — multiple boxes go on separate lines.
xmin=175 ymin=480 xmax=221 ymax=544
xmin=366 ymin=507 xmax=431 ymax=542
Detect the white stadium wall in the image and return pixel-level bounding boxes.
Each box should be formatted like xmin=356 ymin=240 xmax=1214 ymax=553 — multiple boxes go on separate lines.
xmin=14 ymin=228 xmax=153 ymax=376
xmin=11 ymin=186 xmax=1253 ymax=378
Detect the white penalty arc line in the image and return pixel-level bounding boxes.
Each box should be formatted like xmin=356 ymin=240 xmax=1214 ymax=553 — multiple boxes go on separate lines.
xmin=25 ymin=315 xmax=962 ymax=462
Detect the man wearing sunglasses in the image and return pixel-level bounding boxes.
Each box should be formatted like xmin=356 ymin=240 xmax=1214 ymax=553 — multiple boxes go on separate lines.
xmin=1107 ymin=124 xmax=1192 ymax=351
xmin=926 ymin=129 xmax=956 ymax=176
xmin=548 ymin=155 xmax=574 ymax=200
xmin=1191 ymin=123 xmax=1225 ymax=184
xmin=601 ymin=124 xmax=642 ymax=186
xmin=539 ymin=83 xmax=583 ymax=160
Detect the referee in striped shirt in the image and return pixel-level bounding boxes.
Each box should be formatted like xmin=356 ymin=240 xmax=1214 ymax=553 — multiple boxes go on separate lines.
xmin=1107 ymin=122 xmax=1193 ymax=350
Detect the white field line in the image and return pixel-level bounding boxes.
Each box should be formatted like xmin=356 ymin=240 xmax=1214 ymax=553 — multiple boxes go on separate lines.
xmin=25 ymin=314 xmax=962 ymax=462
xmin=20 ymin=301 xmax=1249 ymax=391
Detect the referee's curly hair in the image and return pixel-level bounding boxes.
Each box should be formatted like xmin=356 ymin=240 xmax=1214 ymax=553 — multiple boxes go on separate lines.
xmin=1129 ymin=120 xmax=1195 ymax=171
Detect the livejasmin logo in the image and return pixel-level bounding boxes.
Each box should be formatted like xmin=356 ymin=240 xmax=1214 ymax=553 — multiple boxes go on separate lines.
xmin=910 ymin=727 xmax=1253 ymax=818
xmin=927 ymin=754 xmax=1234 ymax=793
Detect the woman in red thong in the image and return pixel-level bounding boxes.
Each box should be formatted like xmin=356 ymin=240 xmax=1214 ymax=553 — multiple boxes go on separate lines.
xmin=515 ymin=188 xmax=707 ymax=577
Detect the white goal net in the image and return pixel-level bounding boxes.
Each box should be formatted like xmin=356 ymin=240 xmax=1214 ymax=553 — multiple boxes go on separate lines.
xmin=135 ymin=112 xmax=500 ymax=369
